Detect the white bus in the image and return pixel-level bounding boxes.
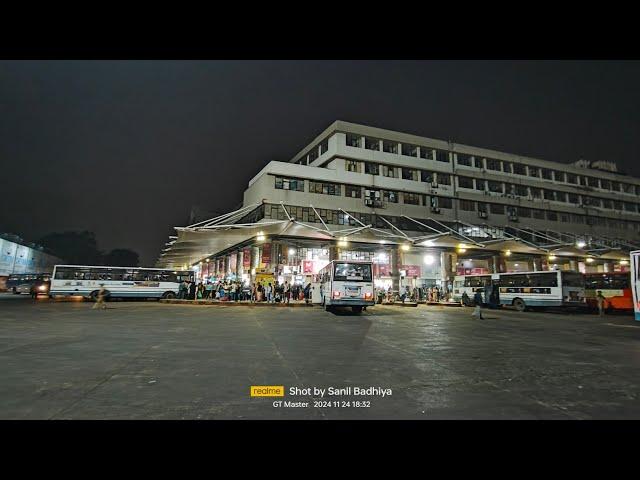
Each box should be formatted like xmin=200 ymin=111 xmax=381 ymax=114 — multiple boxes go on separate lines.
xmin=49 ymin=265 xmax=194 ymax=300
xmin=631 ymin=250 xmax=640 ymax=321
xmin=457 ymin=270 xmax=585 ymax=311
xmin=317 ymin=260 xmax=374 ymax=313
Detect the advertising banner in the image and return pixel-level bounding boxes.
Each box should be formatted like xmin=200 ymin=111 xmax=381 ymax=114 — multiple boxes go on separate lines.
xmin=401 ymin=265 xmax=421 ymax=278
xmin=303 ymin=260 xmax=314 ymax=274
xmin=261 ymin=243 xmax=271 ymax=265
xmin=243 ymin=248 xmax=251 ymax=268
xmin=374 ymin=263 xmax=391 ymax=277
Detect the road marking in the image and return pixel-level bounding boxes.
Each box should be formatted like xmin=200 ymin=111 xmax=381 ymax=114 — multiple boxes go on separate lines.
xmin=603 ymin=323 xmax=640 ymax=329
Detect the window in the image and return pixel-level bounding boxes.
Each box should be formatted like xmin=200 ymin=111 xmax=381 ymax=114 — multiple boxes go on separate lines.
xmin=460 ymin=199 xmax=475 ymax=211
xmin=383 ymin=190 xmax=399 ymax=203
xmin=560 ymin=213 xmax=570 ymax=223
xmin=309 ymin=181 xmax=341 ymax=196
xmin=333 ymin=263 xmax=372 ymax=282
xmin=402 ymin=168 xmax=418 ymax=181
xmin=457 ymin=154 xmax=472 ymax=166
xmin=345 ymin=185 xmax=361 ymax=198
xmin=565 ymin=173 xmax=576 ymax=184
xmin=365 ymin=137 xmax=380 ymax=150
xmin=473 ymin=156 xmax=484 ymax=168
xmin=528 ymin=166 xmax=539 ymax=177
xmin=512 ymin=163 xmax=526 ymax=175
xmin=435 ymin=150 xmax=450 ymax=162
xmin=365 ymin=162 xmax=379 ymax=175
xmin=586 ymin=197 xmax=601 ymax=207
xmin=515 ymin=185 xmax=528 ymax=197
xmin=503 ymin=162 xmax=512 ymax=174
xmin=403 ymin=192 xmax=421 ymax=205
xmin=345 ymin=160 xmax=361 ymax=173
xmin=382 ymin=140 xmax=398 ymax=154
xmin=600 ymin=179 xmax=611 ymax=190
xmin=382 ymin=165 xmax=397 ymax=178
xmin=437 ymin=173 xmax=451 ymax=185
xmin=458 ymin=176 xmax=474 ymax=189
xmin=623 ymin=183 xmax=635 ymax=194
xmin=490 ymin=204 xmax=505 ymax=214
xmin=587 ymin=177 xmax=600 ymax=188
xmin=477 ymin=202 xmax=488 ymax=213
xmin=532 ymin=209 xmax=545 ymax=219
xmin=530 ymin=187 xmax=542 ymax=200
xmin=571 ymin=214 xmax=584 ymax=224
xmin=544 ymin=189 xmax=556 ymax=201
xmin=421 ymin=170 xmax=434 ymax=183
xmin=541 ymin=169 xmax=552 ymax=180
xmin=611 ymin=181 xmax=620 ymax=191
xmin=486 ymin=158 xmax=501 ymax=171
xmin=402 ymin=144 xmax=418 ymax=157
xmin=420 ymin=147 xmax=433 ymax=160
xmin=555 ymin=191 xmax=567 ymax=203
xmin=624 ymin=202 xmax=637 ymax=212
xmin=601 ymin=198 xmax=613 ymax=209
xmin=519 ymin=207 xmax=531 ymax=218
xmin=439 ymin=197 xmax=453 ymax=209
xmin=547 ymin=211 xmax=558 ymax=221
xmin=475 ymin=179 xmax=485 ymax=191
xmin=275 ymin=176 xmax=304 ymax=192
xmin=346 ymin=134 xmax=360 ymax=147
xmin=308 ymin=149 xmax=318 ymax=163
xmin=567 ymin=193 xmax=579 ymax=204
xmin=488 ymin=181 xmax=503 ymax=193
xmin=614 ymin=200 xmax=623 ymax=210
xmin=320 ymin=139 xmax=329 ymax=154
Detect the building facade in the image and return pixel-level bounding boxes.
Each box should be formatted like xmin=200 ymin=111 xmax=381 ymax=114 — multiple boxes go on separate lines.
xmin=0 ymin=233 xmax=61 ymax=278
xmin=158 ymin=121 xmax=639 ymax=294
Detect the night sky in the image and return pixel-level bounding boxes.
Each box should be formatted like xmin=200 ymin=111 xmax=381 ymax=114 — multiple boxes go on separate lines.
xmin=1 ymin=60 xmax=640 ymax=264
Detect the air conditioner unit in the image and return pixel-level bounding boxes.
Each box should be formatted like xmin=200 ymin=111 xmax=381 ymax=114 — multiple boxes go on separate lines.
xmin=478 ymin=211 xmax=488 ymax=219
xmin=431 ymin=207 xmax=441 ymax=214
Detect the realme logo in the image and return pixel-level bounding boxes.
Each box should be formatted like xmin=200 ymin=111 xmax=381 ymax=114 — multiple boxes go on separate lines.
xmin=250 ymin=386 xmax=284 ymax=397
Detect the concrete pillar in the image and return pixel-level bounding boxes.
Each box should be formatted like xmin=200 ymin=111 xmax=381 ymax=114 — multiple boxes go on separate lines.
xmin=569 ymin=260 xmax=578 ymax=271
xmin=390 ymin=246 xmax=401 ymax=294
xmin=329 ymin=246 xmax=339 ymax=261
xmin=532 ymin=257 xmax=542 ymax=272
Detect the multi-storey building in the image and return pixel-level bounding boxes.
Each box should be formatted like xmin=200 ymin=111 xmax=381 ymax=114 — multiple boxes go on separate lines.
xmin=158 ymin=121 xmax=639 ymax=294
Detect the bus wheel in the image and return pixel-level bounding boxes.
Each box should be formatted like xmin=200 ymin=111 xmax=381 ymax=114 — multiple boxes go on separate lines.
xmin=351 ymin=306 xmax=363 ymax=313
xmin=163 ymin=291 xmax=176 ymax=299
xmin=513 ymin=298 xmax=526 ymax=312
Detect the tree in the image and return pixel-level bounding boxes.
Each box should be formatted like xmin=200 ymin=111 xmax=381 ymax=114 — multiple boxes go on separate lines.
xmin=37 ymin=231 xmax=102 ymax=265
xmin=103 ymin=248 xmax=140 ymax=267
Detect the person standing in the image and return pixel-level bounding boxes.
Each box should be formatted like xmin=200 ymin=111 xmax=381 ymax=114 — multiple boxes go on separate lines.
xmin=92 ymin=284 xmax=108 ymax=310
xmin=596 ymin=290 xmax=606 ymax=317
xmin=472 ymin=290 xmax=484 ymax=319
xmin=266 ymin=283 xmax=273 ymax=303
xmin=188 ymin=281 xmax=196 ymax=300
xmin=284 ymin=282 xmax=291 ymax=304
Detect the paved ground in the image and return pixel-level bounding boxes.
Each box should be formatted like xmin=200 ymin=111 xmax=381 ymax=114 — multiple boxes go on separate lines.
xmin=1 ymin=293 xmax=639 ymax=419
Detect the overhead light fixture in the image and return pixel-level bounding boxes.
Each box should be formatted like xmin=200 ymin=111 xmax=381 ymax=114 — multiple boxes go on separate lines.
xmin=288 ymin=248 xmax=296 ymax=255
xmin=620 ymin=260 xmax=629 ymax=266
xmin=576 ymin=240 xmax=586 ymax=248
xmin=424 ymin=254 xmax=435 ymax=265
xmin=504 ymin=250 xmax=512 ymax=257
xmin=586 ymin=257 xmax=594 ymax=263
xmin=206 ymin=258 xmax=210 ymax=262
xmin=378 ymin=240 xmax=386 ymax=244
xmin=256 ymin=231 xmax=266 ymax=242
xmin=457 ymin=248 xmax=467 ymax=254
xmin=548 ymin=255 xmax=557 ymax=261
xmin=401 ymin=244 xmax=411 ymax=251
xmin=423 ymin=240 xmax=435 ymax=247
xmin=338 ymin=237 xmax=348 ymax=247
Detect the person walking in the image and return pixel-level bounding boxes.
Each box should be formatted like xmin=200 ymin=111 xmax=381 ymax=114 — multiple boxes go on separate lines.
xmin=472 ymin=290 xmax=484 ymax=319
xmin=92 ymin=284 xmax=108 ymax=310
xmin=596 ymin=290 xmax=606 ymax=317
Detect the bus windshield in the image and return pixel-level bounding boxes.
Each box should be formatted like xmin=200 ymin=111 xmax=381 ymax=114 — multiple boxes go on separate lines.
xmin=585 ymin=273 xmax=629 ymax=290
xmin=333 ymin=263 xmax=372 ymax=282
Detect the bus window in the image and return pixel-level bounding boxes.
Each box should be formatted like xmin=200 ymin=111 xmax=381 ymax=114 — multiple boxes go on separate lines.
xmin=561 ymin=272 xmax=585 ymax=287
xmin=333 ymin=263 xmax=372 ymax=282
xmin=528 ymin=273 xmax=558 ymax=287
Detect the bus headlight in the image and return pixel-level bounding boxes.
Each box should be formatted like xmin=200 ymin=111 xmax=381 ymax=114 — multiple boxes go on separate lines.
xmin=38 ymin=285 xmax=47 ymax=291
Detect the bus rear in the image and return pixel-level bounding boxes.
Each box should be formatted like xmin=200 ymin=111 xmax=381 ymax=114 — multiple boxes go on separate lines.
xmin=584 ymin=272 xmax=633 ymax=312
xmin=323 ymin=261 xmax=374 ymax=312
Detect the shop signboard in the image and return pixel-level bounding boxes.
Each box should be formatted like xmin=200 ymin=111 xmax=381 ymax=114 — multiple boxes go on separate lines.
xmin=261 ymin=243 xmax=271 ymax=265
xmin=401 ymin=265 xmax=421 ymax=278
xmin=374 ymin=263 xmax=391 ymax=276
xmin=243 ymin=248 xmax=251 ymax=268
xmin=303 ymin=260 xmax=314 ymax=273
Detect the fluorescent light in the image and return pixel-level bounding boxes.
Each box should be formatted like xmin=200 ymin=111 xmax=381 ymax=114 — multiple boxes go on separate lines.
xmin=424 ymin=254 xmax=435 ymax=265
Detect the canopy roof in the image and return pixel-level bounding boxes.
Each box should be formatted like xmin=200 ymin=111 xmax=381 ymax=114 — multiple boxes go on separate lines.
xmin=157 ymin=203 xmax=639 ymax=269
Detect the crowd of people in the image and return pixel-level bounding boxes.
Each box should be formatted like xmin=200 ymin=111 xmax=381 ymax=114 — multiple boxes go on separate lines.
xmin=177 ymin=279 xmax=313 ymax=304
xmin=374 ymin=285 xmax=451 ymax=304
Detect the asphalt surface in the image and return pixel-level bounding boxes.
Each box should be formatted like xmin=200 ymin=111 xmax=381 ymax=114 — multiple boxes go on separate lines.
xmin=1 ymin=293 xmax=639 ymax=419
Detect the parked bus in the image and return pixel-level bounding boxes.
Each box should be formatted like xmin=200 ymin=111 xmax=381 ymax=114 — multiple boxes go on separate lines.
xmin=631 ymin=251 xmax=640 ymax=321
xmin=584 ymin=272 xmax=633 ymax=312
xmin=6 ymin=273 xmax=51 ymax=296
xmin=316 ymin=260 xmax=374 ymax=313
xmin=49 ymin=265 xmax=194 ymax=300
xmin=457 ymin=270 xmax=585 ymax=311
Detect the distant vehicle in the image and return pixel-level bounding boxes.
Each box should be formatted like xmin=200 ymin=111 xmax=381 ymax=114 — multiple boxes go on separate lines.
xmin=49 ymin=265 xmax=194 ymax=300
xmin=456 ymin=270 xmax=585 ymax=311
xmin=631 ymin=251 xmax=640 ymax=321
xmin=6 ymin=273 xmax=51 ymax=296
xmin=316 ymin=260 xmax=374 ymax=313
xmin=584 ymin=272 xmax=633 ymax=312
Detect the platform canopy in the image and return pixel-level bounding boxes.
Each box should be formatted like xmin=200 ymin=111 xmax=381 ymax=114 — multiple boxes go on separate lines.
xmin=156 ymin=203 xmax=639 ymax=269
